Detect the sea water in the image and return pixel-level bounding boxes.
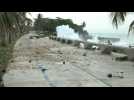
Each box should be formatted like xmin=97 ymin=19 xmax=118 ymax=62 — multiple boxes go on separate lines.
xmin=56 ymin=25 xmax=134 ymax=47
xmin=90 ymin=33 xmax=134 ymax=47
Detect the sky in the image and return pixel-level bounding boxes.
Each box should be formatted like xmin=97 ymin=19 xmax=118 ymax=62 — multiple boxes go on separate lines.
xmin=27 ymin=12 xmax=134 ymax=36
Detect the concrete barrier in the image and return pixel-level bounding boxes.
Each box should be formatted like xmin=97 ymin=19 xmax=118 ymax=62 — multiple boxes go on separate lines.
xmin=65 ymin=39 xmax=73 ymax=44
xmin=84 ymin=42 xmax=94 ymax=49
xmin=60 ymin=38 xmax=66 ymax=43
xmin=51 ymin=37 xmax=134 ymax=61
xmin=98 ymin=44 xmax=134 ymax=60
xmin=56 ymin=37 xmax=60 ymax=41
xmin=72 ymin=40 xmax=81 ymax=47
xmin=51 ymin=36 xmax=54 ymax=40
xmin=53 ymin=37 xmax=57 ymax=40
xmin=49 ymin=36 xmax=52 ymax=40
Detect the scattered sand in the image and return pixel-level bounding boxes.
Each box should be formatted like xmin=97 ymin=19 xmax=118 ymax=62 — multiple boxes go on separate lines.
xmin=3 ymin=32 xmax=134 ymax=87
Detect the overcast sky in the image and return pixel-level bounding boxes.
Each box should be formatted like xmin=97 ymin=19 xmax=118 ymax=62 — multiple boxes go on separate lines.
xmin=28 ymin=12 xmax=134 ymax=35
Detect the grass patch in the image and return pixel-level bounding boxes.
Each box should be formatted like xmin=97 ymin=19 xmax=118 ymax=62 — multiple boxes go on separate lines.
xmin=0 ymin=43 xmax=14 ymax=87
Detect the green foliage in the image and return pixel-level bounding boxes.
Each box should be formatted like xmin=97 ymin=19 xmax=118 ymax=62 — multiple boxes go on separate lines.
xmin=0 ymin=44 xmax=13 ymax=65
xmin=0 ymin=43 xmax=14 ymax=87
xmin=111 ymin=12 xmax=134 ymax=34
xmin=0 ymin=12 xmax=32 ymax=46
xmin=34 ymin=14 xmax=88 ymax=37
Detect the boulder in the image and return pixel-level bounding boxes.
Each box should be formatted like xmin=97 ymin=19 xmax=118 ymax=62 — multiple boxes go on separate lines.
xmin=84 ymin=42 xmax=93 ymax=50
xmin=72 ymin=40 xmax=80 ymax=47
xmin=83 ymin=52 xmax=87 ymax=56
xmin=60 ymin=39 xmax=66 ymax=43
xmin=101 ymin=46 xmax=112 ymax=55
xmin=112 ymin=52 xmax=128 ymax=61
xmin=66 ymin=39 xmax=72 ymax=44
xmin=57 ymin=38 xmax=60 ymax=41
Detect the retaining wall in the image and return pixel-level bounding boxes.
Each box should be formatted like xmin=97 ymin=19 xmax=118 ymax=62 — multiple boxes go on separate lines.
xmin=49 ymin=36 xmax=134 ymax=60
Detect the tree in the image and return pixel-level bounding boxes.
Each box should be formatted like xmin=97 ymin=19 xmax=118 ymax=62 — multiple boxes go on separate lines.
xmin=34 ymin=14 xmax=89 ymax=40
xmin=111 ymin=12 xmax=134 ymax=34
xmin=0 ymin=12 xmax=32 ymax=46
xmin=34 ymin=14 xmax=43 ymax=31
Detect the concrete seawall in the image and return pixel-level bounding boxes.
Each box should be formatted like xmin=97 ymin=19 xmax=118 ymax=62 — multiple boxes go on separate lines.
xmin=49 ymin=36 xmax=134 ymax=61
xmin=4 ymin=33 xmax=134 ymax=87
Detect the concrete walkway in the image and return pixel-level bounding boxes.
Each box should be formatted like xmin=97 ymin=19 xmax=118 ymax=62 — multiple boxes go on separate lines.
xmin=3 ymin=32 xmax=134 ymax=87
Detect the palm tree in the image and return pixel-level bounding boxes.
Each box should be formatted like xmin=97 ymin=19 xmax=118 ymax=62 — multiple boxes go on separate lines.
xmin=0 ymin=12 xmax=31 ymax=46
xmin=111 ymin=12 xmax=134 ymax=34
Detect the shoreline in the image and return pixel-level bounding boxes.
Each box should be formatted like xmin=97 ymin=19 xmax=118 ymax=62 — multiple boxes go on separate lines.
xmin=51 ymin=36 xmax=134 ymax=61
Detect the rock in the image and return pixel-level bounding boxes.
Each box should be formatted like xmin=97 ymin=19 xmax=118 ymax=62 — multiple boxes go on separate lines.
xmin=101 ymin=46 xmax=112 ymax=55
xmin=112 ymin=52 xmax=128 ymax=61
xmin=29 ymin=36 xmax=33 ymax=39
xmin=2 ymin=70 xmax=6 ymax=73
xmin=10 ymin=60 xmax=14 ymax=63
xmin=57 ymin=50 xmax=63 ymax=54
xmin=57 ymin=38 xmax=60 ymax=41
xmin=84 ymin=43 xmax=93 ymax=49
xmin=41 ymin=68 xmax=48 ymax=72
xmin=36 ymin=51 xmax=40 ymax=54
xmin=61 ymin=39 xmax=66 ymax=43
xmin=63 ymin=61 xmax=65 ymax=64
xmin=72 ymin=40 xmax=80 ymax=47
xmin=66 ymin=40 xmax=72 ymax=44
xmin=107 ymin=73 xmax=112 ymax=78
xmin=29 ymin=60 xmax=32 ymax=63
xmin=115 ymin=56 xmax=128 ymax=61
xmin=83 ymin=52 xmax=87 ymax=56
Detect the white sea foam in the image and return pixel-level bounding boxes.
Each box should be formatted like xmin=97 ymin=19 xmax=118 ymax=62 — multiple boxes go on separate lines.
xmin=56 ymin=25 xmax=134 ymax=47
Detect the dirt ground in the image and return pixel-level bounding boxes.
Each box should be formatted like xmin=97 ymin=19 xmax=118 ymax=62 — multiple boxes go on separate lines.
xmin=3 ymin=32 xmax=134 ymax=87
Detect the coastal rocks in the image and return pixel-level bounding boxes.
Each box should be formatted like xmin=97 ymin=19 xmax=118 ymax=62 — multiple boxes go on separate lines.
xmin=60 ymin=39 xmax=66 ymax=43
xmin=72 ymin=40 xmax=81 ymax=47
xmin=66 ymin=39 xmax=72 ymax=44
xmin=57 ymin=50 xmax=63 ymax=54
xmin=112 ymin=52 xmax=128 ymax=61
xmin=115 ymin=56 xmax=128 ymax=61
xmin=56 ymin=38 xmax=60 ymax=41
xmin=63 ymin=61 xmax=65 ymax=64
xmin=101 ymin=46 xmax=112 ymax=55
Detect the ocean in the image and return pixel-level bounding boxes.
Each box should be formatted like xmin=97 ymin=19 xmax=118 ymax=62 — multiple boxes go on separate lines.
xmin=56 ymin=26 xmax=134 ymax=47
xmin=90 ymin=33 xmax=134 ymax=47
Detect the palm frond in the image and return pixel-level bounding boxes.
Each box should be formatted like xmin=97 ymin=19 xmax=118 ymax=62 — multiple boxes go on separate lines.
xmin=128 ymin=20 xmax=134 ymax=35
xmin=111 ymin=12 xmax=127 ymax=29
xmin=0 ymin=12 xmax=31 ymax=45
